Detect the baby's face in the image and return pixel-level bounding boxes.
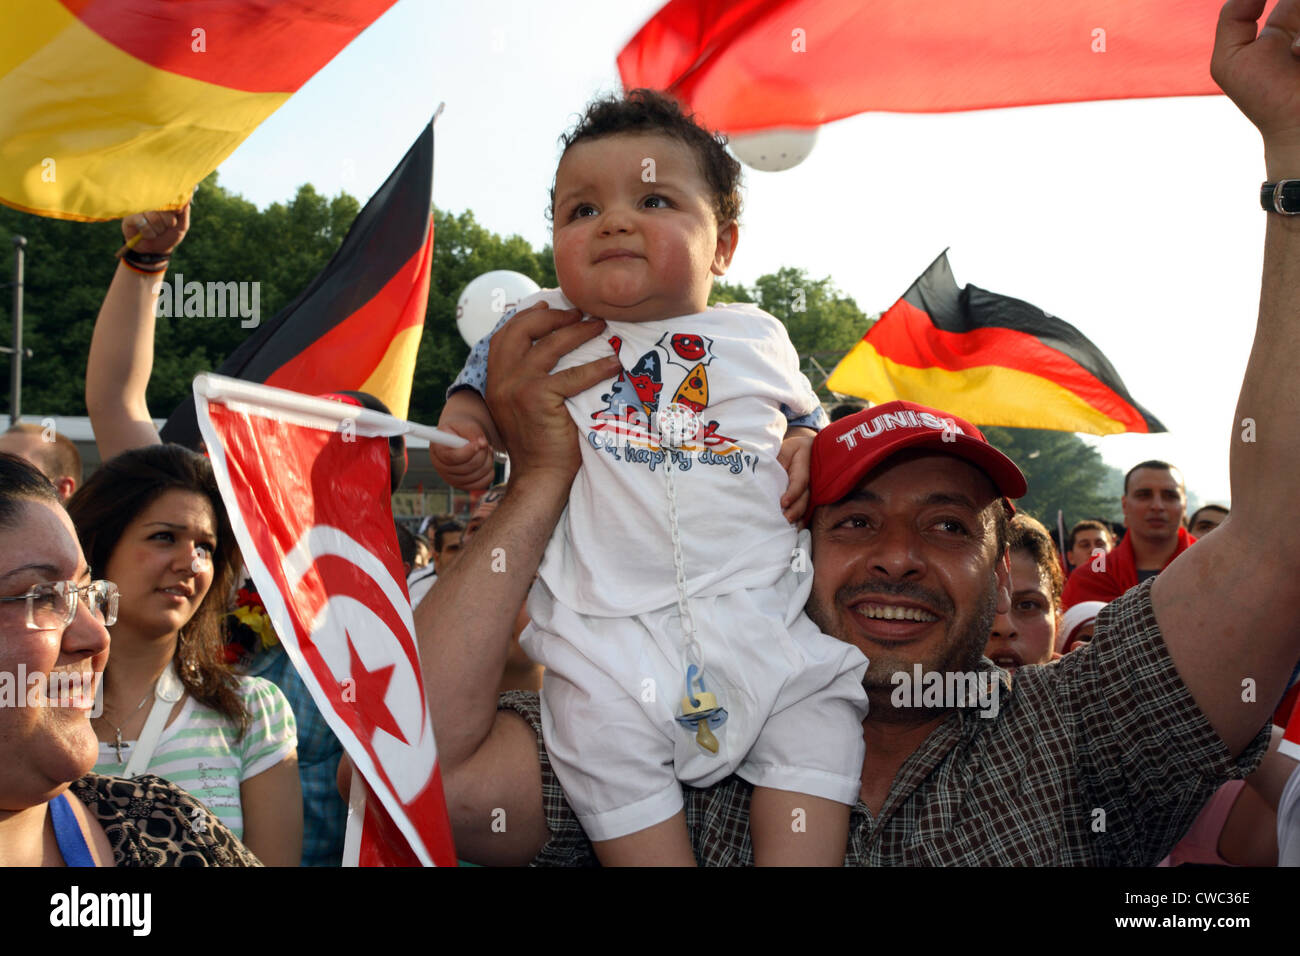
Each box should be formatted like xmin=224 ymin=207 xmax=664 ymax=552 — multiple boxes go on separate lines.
xmin=551 ymin=132 xmax=736 ymax=322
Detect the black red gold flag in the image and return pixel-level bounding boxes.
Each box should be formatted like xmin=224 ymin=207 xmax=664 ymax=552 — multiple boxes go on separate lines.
xmin=1 ymin=0 xmax=396 ymax=221
xmin=161 ymin=120 xmax=434 ymax=448
xmin=827 ymin=251 xmax=1164 ymax=435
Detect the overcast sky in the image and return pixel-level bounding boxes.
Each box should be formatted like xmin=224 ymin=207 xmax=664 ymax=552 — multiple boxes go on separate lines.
xmin=213 ymin=0 xmax=1270 ymax=505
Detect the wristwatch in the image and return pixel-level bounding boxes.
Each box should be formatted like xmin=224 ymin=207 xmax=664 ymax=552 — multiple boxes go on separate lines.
xmin=1260 ymin=180 xmax=1300 ymax=214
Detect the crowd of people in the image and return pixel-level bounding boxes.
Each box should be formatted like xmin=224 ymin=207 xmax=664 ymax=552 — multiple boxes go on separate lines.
xmin=2 ymin=0 xmax=1300 ymax=868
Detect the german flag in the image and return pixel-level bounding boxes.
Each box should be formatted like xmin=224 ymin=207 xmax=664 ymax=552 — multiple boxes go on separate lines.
xmin=0 ymin=0 xmax=396 ymax=222
xmin=826 ymin=251 xmax=1164 ymax=435
xmin=160 ymin=119 xmax=434 ymax=448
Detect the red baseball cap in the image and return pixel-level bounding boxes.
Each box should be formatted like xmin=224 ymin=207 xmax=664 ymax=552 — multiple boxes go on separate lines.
xmin=807 ymin=401 xmax=1027 ymax=518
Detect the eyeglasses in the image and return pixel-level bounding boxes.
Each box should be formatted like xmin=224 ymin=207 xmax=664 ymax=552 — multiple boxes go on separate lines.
xmin=0 ymin=580 xmax=120 ymax=630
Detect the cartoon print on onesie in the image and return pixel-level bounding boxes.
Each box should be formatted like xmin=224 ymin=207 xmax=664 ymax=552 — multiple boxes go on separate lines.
xmin=590 ymin=331 xmax=739 ymax=456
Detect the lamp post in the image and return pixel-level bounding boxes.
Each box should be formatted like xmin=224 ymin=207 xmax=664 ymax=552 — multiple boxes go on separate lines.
xmin=5 ymin=236 xmax=27 ymax=423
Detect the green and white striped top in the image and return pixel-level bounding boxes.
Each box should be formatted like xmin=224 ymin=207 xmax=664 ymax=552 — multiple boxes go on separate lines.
xmin=95 ymin=676 xmax=296 ymax=840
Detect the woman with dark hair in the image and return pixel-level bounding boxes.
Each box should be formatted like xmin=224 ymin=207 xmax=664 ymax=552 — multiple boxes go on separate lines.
xmin=985 ymin=513 xmax=1064 ymax=674
xmin=80 ymin=203 xmax=302 ymax=864
xmin=0 ymin=452 xmax=259 ymax=865
xmin=66 ymin=444 xmax=301 ymax=865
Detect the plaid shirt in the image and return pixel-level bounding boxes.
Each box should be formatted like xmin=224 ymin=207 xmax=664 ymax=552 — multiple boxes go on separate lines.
xmin=499 ymin=578 xmax=1270 ymax=866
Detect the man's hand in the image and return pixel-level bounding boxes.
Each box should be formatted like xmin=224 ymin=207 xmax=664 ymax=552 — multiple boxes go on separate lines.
xmin=778 ymin=426 xmax=816 ymax=524
xmin=416 ymin=301 xmax=618 ymax=864
xmin=121 ymin=203 xmax=190 ymax=256
xmin=483 ymin=301 xmax=618 ymax=484
xmin=1212 ymin=0 xmax=1300 ymax=168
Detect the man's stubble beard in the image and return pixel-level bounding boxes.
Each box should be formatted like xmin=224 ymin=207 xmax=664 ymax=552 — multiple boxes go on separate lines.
xmin=806 ymin=573 xmax=1000 ymax=724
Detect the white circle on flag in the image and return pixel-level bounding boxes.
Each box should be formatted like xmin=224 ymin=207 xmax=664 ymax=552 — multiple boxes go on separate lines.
xmin=281 ymin=526 xmax=437 ymax=804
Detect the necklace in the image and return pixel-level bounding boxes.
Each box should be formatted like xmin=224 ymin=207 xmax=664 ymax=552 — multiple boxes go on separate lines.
xmin=97 ymin=681 xmax=157 ymax=763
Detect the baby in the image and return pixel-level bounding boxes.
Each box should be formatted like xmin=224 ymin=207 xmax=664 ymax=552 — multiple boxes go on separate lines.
xmin=432 ymin=90 xmax=868 ymax=865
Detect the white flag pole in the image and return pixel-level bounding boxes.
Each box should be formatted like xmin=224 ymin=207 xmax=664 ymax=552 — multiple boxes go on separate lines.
xmin=194 ymin=373 xmax=466 ymax=448
xmin=342 ymin=764 xmax=367 ymax=868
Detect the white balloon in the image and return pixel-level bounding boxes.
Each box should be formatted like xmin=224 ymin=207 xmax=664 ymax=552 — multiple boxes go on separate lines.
xmin=455 ymin=270 xmax=541 ymax=346
xmin=728 ymin=127 xmax=819 ymax=172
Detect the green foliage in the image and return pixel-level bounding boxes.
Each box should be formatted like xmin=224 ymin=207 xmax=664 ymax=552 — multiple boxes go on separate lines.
xmin=709 ymin=266 xmax=874 ymax=402
xmin=708 ymin=279 xmax=754 ymax=304
xmin=1 ymin=188 xmax=1120 ymax=534
xmin=981 ymin=426 xmax=1120 ymax=526
xmin=411 ymin=209 xmax=555 ymax=424
xmin=0 ymin=174 xmax=556 ymax=425
xmin=0 ymin=177 xmax=876 ymax=424
xmin=1097 ymin=463 xmax=1125 ymax=514
xmin=0 ymin=204 xmax=120 ymax=415
xmin=0 ymin=172 xmax=361 ymax=418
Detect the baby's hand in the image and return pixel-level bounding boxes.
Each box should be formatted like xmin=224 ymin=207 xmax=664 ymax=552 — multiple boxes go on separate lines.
xmin=430 ymin=416 xmax=495 ymax=490
xmin=778 ymin=427 xmax=816 ymax=525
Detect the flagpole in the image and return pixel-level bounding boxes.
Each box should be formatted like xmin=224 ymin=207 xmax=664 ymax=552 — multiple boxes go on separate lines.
xmin=1057 ymin=509 xmax=1067 ymax=563
xmin=8 ymin=236 xmax=26 ymax=422
xmin=194 ymin=373 xmax=467 ymax=448
xmin=342 ymin=768 xmax=366 ymax=867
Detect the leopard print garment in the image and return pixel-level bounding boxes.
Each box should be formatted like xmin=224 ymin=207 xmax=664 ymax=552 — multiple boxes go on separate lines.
xmin=69 ymin=773 xmax=262 ymax=867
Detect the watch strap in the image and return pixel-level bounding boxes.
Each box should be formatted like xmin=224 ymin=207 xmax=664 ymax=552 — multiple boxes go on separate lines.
xmin=1261 ymin=180 xmax=1300 ymax=214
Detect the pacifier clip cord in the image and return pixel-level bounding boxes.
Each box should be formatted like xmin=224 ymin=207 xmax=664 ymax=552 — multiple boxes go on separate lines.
xmin=657 ymin=403 xmax=728 ymax=755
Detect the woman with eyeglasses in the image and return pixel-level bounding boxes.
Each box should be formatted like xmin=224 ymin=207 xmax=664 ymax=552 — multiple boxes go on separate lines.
xmin=0 ymin=453 xmax=259 ymax=865
xmin=65 ymin=444 xmax=302 ymax=866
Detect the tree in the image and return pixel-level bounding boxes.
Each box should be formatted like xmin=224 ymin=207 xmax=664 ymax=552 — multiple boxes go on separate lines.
xmin=0 ymin=175 xmax=563 ymax=426
xmin=409 ymin=208 xmax=556 ymax=423
xmin=0 ymin=197 xmax=123 ymax=416
xmin=0 ymin=171 xmax=360 ymax=419
xmin=2 ymin=182 xmax=881 ymax=430
xmin=709 ymin=266 xmax=875 ymax=402
xmin=980 ymin=426 xmax=1119 ymax=527
xmin=145 ymin=176 xmax=362 ymax=417
xmin=709 ymin=278 xmax=754 ymax=304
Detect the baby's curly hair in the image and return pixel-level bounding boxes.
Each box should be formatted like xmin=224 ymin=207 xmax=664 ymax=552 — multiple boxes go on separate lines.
xmin=548 ymin=89 xmax=743 ymax=226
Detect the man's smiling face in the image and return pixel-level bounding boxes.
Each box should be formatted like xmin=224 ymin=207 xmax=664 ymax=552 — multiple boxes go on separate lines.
xmin=805 ymin=451 xmax=1010 ymax=717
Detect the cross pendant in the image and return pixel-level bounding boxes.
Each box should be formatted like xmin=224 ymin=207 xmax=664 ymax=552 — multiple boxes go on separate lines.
xmin=114 ymin=730 xmax=124 ymax=764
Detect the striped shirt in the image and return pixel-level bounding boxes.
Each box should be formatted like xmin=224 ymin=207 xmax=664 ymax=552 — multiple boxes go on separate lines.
xmin=96 ymin=676 xmax=296 ymax=841
xmin=500 ymin=577 xmax=1272 ymax=866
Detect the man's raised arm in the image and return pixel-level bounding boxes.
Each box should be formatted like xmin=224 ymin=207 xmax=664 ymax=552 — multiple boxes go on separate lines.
xmin=415 ymin=303 xmax=617 ymax=864
xmin=1155 ymin=0 xmax=1300 ymax=755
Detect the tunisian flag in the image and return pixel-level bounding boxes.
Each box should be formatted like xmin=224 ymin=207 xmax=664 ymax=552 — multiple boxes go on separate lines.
xmin=1283 ymin=679 xmax=1300 ymax=762
xmin=161 ymin=118 xmax=435 ymax=449
xmin=827 ymin=251 xmax=1164 ymax=435
xmin=194 ymin=374 xmax=460 ymax=866
xmin=0 ymin=0 xmax=396 ymax=221
xmin=618 ymin=0 xmax=1245 ymax=132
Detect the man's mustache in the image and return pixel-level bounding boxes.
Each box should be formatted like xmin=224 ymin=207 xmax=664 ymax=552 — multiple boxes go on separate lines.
xmin=836 ymin=579 xmax=954 ymax=618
